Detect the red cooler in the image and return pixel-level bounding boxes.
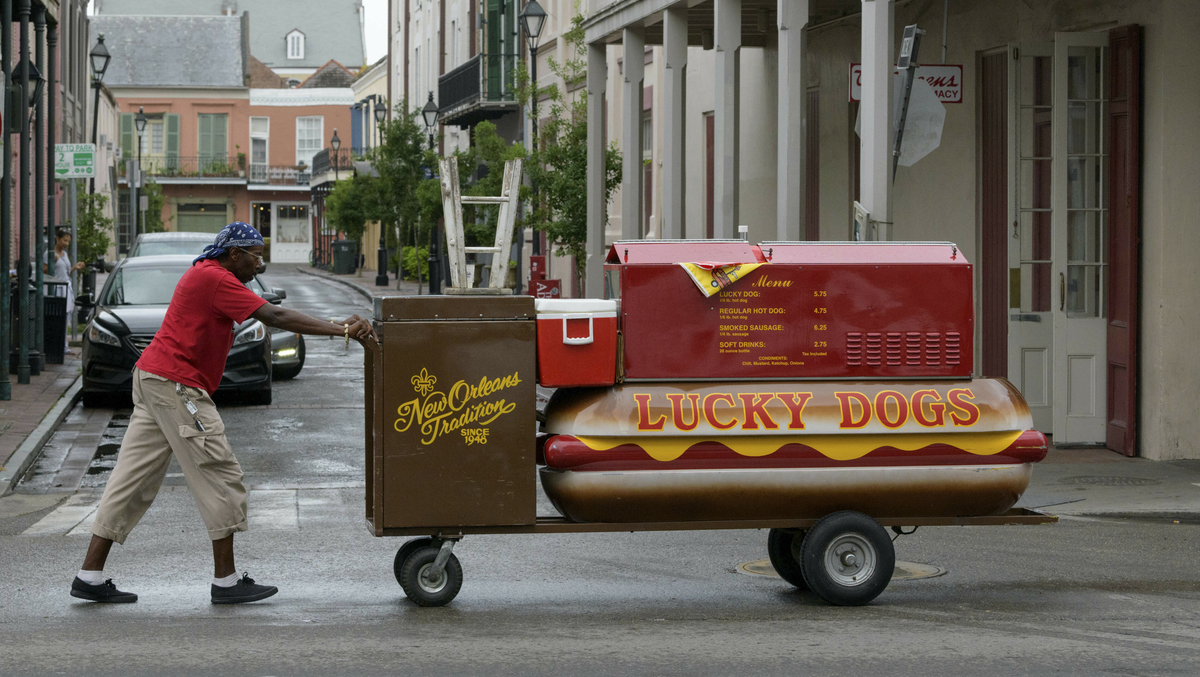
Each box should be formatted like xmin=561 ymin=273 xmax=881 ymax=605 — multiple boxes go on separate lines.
xmin=535 ymin=299 xmax=618 ymax=387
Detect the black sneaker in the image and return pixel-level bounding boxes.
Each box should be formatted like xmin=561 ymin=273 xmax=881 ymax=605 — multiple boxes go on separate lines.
xmin=211 ymin=573 xmax=278 ymax=605
xmin=70 ymin=577 xmax=138 ymax=603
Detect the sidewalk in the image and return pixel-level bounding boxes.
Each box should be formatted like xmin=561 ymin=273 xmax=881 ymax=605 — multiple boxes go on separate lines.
xmin=0 ymin=354 xmax=83 ymax=496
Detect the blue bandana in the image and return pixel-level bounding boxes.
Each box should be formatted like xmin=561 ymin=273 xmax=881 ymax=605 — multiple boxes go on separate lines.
xmin=193 ymin=221 xmax=265 ymax=265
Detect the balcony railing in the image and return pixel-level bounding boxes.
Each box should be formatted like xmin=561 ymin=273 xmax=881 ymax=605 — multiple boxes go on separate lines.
xmin=438 ymin=53 xmax=520 ymax=126
xmin=120 ymin=155 xmax=245 ymax=180
xmin=249 ymin=163 xmax=311 ymax=187
xmin=310 ymin=147 xmax=360 ymax=177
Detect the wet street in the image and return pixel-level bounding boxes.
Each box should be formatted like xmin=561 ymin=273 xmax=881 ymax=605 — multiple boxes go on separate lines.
xmin=1 ymin=270 xmax=1198 ymax=676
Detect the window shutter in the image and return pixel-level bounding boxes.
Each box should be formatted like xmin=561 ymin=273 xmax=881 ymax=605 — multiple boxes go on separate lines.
xmin=199 ymin=113 xmax=212 ymax=160
xmin=165 ymin=114 xmax=180 ymax=169
xmin=120 ymin=113 xmax=133 ymax=160
xmin=214 ymin=114 xmax=228 ymax=161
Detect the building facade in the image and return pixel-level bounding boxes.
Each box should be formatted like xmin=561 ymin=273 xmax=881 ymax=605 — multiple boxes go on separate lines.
xmin=93 ymin=13 xmax=353 ymax=264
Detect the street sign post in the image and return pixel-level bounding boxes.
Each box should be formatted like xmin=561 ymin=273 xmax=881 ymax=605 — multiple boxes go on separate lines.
xmin=54 ymin=143 xmax=95 ymax=179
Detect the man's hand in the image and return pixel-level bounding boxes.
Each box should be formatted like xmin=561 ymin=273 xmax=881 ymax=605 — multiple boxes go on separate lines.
xmin=337 ymin=315 xmax=378 ymax=344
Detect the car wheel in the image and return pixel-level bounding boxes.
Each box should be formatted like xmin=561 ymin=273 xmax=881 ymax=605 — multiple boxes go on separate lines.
xmin=800 ymin=511 xmax=895 ymax=606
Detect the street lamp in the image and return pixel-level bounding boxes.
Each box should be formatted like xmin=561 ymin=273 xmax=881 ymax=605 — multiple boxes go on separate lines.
xmin=422 ymin=92 xmax=439 ymax=151
xmin=422 ymin=92 xmax=440 ymax=293
xmin=89 ymin=34 xmax=111 ymax=194
xmin=12 ymin=56 xmax=44 ymax=124
xmin=330 ymin=128 xmax=341 ymax=182
xmin=134 ymin=107 xmax=146 ymax=242
xmin=374 ymin=99 xmax=387 ymax=147
xmin=520 ymin=0 xmax=546 ymax=256
xmin=374 ymin=100 xmax=389 ymax=286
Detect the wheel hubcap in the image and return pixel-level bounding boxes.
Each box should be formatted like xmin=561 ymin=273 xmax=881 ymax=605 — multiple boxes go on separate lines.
xmin=824 ymin=534 xmax=877 ymax=587
xmin=417 ymin=563 xmax=448 ymax=594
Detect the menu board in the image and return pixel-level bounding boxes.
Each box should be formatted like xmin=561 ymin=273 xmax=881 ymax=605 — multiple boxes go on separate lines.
xmin=619 ymin=263 xmax=973 ymax=381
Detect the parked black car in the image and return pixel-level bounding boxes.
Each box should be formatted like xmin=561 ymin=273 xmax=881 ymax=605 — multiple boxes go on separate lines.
xmin=78 ymin=255 xmax=272 ymax=408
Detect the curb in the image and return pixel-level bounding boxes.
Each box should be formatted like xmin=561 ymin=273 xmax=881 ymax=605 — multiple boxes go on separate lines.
xmin=0 ymin=375 xmax=84 ymax=497
xmin=293 ymin=266 xmax=378 ymax=302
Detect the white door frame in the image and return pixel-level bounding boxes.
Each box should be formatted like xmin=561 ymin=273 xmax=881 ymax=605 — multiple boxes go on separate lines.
xmin=269 ymin=201 xmax=313 ymax=264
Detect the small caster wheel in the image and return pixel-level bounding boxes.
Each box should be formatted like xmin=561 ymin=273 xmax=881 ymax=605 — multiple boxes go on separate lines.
xmin=767 ymin=528 xmax=808 ymax=590
xmin=393 ymin=537 xmax=434 ymax=585
xmin=800 ymin=511 xmax=894 ymax=606
xmin=399 ymin=543 xmax=463 ymax=607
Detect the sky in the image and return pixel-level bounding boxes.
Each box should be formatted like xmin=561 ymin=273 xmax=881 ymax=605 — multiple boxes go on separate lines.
xmin=362 ymin=0 xmax=388 ymax=64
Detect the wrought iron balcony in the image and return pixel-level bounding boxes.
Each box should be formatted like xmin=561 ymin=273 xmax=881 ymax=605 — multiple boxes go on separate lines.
xmin=118 ymin=156 xmax=245 ymax=182
xmin=310 ymin=147 xmax=359 ymax=178
xmin=248 ymin=163 xmax=311 ymax=187
xmin=438 ymin=53 xmax=521 ymax=127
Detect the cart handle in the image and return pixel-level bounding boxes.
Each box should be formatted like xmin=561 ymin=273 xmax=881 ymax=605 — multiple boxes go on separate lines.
xmin=561 ymin=314 xmax=594 ymax=346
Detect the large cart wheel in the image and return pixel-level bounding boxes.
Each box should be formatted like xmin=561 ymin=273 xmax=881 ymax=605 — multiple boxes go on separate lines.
xmin=398 ymin=542 xmax=463 ymax=607
xmin=766 ymin=528 xmax=808 ymax=590
xmin=393 ymin=537 xmax=434 ymax=585
xmin=800 ymin=511 xmax=894 ymax=606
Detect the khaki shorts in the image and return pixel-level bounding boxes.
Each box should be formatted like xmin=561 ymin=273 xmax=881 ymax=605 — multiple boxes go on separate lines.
xmin=91 ymin=368 xmax=248 ymax=544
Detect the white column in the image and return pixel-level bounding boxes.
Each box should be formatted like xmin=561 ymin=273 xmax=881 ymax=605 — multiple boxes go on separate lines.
xmin=586 ymin=41 xmax=609 ymax=298
xmin=859 ymin=0 xmax=894 ymax=240
xmin=621 ymin=28 xmax=645 ymax=241
xmin=662 ymin=5 xmax=688 ymax=240
xmin=714 ymin=0 xmax=740 ymax=239
xmin=777 ymin=0 xmax=808 ymax=241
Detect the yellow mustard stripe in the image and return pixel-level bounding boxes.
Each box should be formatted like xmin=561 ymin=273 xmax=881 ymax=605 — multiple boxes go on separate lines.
xmin=573 ymin=431 xmax=1025 ymax=463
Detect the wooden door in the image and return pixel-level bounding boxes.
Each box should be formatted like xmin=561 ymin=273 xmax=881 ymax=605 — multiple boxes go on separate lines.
xmin=980 ymin=51 xmax=1007 ymax=378
xmin=1052 ymin=32 xmax=1109 ymax=445
xmin=1105 ymin=25 xmax=1142 ymax=455
xmin=1008 ymin=43 xmax=1055 ymax=432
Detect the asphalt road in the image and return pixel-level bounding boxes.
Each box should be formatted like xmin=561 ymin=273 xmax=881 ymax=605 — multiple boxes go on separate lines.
xmin=1 ymin=270 xmax=1198 ymax=676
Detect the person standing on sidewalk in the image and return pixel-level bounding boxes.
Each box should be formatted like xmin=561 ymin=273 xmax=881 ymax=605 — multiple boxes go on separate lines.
xmin=70 ymin=222 xmax=377 ymax=605
xmin=43 ymin=227 xmax=86 ymax=355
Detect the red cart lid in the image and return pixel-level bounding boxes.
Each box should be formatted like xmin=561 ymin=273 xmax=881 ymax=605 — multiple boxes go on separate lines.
xmin=758 ymin=241 xmax=969 ymax=265
xmin=606 ymin=240 xmax=766 ymax=265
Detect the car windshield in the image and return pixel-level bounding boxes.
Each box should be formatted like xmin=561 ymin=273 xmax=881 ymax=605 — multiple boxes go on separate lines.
xmin=131 ymin=239 xmax=212 ymax=257
xmin=102 ymin=266 xmax=188 ymax=305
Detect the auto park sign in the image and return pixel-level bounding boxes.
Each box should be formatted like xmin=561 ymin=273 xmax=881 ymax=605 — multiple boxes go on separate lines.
xmin=850 ymin=64 xmax=963 ymax=103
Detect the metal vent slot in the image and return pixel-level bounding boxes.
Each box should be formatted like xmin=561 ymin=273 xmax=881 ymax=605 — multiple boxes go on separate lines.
xmin=924 ymin=332 xmax=941 ymax=366
xmin=866 ymin=332 xmax=882 ymax=367
xmin=945 ymin=331 xmax=961 ymax=366
xmin=905 ymin=331 xmax=922 ymax=365
xmin=886 ymin=332 xmax=903 ymax=366
xmin=128 ymin=335 xmax=154 ymax=355
xmin=846 ymin=332 xmax=862 ymax=367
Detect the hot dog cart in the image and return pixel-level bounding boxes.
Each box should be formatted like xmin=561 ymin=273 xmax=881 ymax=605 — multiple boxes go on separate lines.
xmin=364 ymin=241 xmax=1055 ymax=607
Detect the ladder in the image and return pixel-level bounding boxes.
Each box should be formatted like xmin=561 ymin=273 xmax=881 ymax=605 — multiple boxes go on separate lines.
xmin=438 ymin=156 xmax=523 ymax=291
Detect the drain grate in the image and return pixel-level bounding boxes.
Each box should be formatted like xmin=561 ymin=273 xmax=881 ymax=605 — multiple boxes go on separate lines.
xmin=1058 ymin=476 xmax=1162 ymax=487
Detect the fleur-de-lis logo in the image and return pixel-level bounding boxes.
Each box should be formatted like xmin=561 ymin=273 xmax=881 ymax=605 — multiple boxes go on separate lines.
xmin=411 ymin=368 xmax=436 ymax=396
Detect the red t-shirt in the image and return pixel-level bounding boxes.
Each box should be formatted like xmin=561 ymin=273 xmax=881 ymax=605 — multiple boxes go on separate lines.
xmin=137 ymin=259 xmax=267 ymax=394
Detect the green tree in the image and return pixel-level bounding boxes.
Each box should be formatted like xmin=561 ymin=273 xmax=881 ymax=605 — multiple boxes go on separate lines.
xmin=74 ymin=183 xmax=113 ymax=264
xmin=521 ymin=11 xmax=622 ymax=290
xmin=325 ymin=174 xmax=373 ymax=243
xmin=140 ymin=181 xmax=170 ymax=234
xmin=373 ymin=105 xmax=434 ymax=286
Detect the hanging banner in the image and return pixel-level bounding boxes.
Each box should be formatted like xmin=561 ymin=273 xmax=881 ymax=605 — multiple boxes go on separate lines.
xmin=850 ymin=64 xmax=963 ymax=103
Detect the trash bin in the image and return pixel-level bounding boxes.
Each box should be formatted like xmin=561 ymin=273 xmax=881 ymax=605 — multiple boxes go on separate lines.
xmin=332 ymin=240 xmax=358 ymax=275
xmin=42 ymin=279 xmax=68 ymax=365
xmin=8 ymin=283 xmax=38 ymax=374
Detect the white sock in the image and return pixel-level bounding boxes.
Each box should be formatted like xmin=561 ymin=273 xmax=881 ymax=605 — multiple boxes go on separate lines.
xmin=213 ymin=572 xmax=239 ymax=588
xmin=77 ymin=569 xmax=105 ymax=585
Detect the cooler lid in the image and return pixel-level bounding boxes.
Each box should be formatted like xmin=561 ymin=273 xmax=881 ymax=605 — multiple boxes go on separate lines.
xmin=534 ymin=299 xmax=617 ymax=314
xmin=605 ymin=240 xmax=765 ymax=265
xmin=760 ymin=241 xmax=969 ymax=265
